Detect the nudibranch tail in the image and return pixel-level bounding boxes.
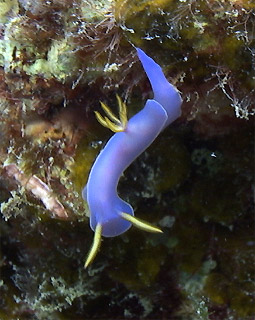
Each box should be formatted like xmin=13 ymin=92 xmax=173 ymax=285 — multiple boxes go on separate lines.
xmin=95 ymin=95 xmax=128 ymax=132
xmin=121 ymin=212 xmax=163 ymax=233
xmin=136 ymin=47 xmax=182 ymax=127
xmin=84 ymin=223 xmax=102 ymax=269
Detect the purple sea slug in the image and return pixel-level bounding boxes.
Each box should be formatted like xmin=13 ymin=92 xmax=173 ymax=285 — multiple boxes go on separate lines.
xmin=83 ymin=48 xmax=182 ymax=267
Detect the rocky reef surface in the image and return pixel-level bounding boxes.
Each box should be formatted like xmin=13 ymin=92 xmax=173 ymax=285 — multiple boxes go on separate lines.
xmin=0 ymin=0 xmax=254 ymax=319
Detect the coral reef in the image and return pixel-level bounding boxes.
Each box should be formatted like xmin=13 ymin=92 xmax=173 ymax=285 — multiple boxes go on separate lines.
xmin=0 ymin=0 xmax=254 ymax=319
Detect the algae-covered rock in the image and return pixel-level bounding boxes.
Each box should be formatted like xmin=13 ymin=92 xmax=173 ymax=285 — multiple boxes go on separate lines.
xmin=23 ymin=38 xmax=81 ymax=82
xmin=204 ymin=225 xmax=255 ymax=317
xmin=150 ymin=135 xmax=190 ymax=192
xmin=0 ymin=0 xmax=254 ymax=319
xmin=0 ymin=0 xmax=18 ymax=23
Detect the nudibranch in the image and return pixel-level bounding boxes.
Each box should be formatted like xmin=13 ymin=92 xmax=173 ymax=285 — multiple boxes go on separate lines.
xmin=83 ymin=48 xmax=182 ymax=268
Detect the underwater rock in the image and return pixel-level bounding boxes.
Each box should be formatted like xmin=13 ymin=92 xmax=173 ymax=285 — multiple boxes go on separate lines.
xmin=0 ymin=0 xmax=254 ymax=319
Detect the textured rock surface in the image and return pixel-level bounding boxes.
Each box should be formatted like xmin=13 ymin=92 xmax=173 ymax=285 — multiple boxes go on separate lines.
xmin=0 ymin=0 xmax=254 ymax=319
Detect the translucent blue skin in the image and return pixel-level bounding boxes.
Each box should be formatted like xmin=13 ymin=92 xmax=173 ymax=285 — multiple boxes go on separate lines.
xmin=83 ymin=48 xmax=182 ymax=237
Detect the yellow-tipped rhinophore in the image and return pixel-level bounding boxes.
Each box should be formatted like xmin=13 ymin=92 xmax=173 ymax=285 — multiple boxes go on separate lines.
xmin=121 ymin=212 xmax=163 ymax=233
xmin=84 ymin=224 xmax=102 ymax=268
xmin=95 ymin=95 xmax=128 ymax=132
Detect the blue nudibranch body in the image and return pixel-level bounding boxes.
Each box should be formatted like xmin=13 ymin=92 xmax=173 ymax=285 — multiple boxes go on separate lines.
xmin=83 ymin=48 xmax=182 ymax=267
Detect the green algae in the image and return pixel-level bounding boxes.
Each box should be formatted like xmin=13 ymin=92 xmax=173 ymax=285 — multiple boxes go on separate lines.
xmin=80 ymin=0 xmax=114 ymax=21
xmin=0 ymin=0 xmax=119 ymax=84
xmin=0 ymin=0 xmax=18 ymax=23
xmin=190 ymin=178 xmax=244 ymax=224
xmin=150 ymin=134 xmax=190 ymax=192
xmin=70 ymin=136 xmax=100 ymax=193
xmin=0 ymin=21 xmax=81 ymax=82
xmin=23 ymin=39 xmax=81 ymax=82
xmin=204 ymin=231 xmax=255 ymax=317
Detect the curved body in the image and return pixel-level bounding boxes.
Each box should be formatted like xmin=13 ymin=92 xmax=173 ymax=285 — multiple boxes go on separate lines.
xmin=83 ymin=48 xmax=182 ymax=238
